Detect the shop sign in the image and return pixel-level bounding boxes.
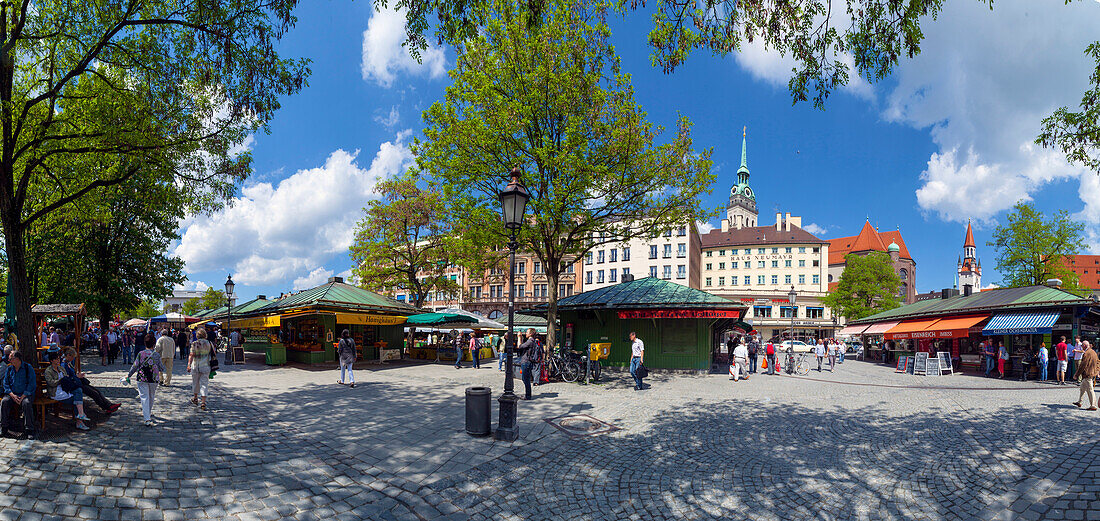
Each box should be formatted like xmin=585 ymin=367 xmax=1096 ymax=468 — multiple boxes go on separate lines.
xmin=334 ymin=312 xmax=408 ymax=326
xmin=888 ymin=330 xmax=937 ymax=340
xmin=617 ymin=310 xmax=743 ymax=319
xmin=771 ymin=299 xmax=790 ymax=304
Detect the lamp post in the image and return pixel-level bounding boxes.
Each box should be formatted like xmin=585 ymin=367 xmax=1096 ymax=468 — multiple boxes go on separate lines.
xmin=788 ymin=286 xmax=797 ymax=347
xmin=495 ymin=167 xmax=530 ymax=442
xmin=225 ymin=275 xmax=235 ymax=362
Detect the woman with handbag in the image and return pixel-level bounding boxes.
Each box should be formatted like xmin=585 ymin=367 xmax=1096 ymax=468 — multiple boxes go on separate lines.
xmin=126 ymin=333 xmax=166 ymax=426
xmin=44 ymin=352 xmax=91 ymax=431
xmin=337 ymin=329 xmax=357 ymax=388
xmin=188 ymin=327 xmax=215 ymax=410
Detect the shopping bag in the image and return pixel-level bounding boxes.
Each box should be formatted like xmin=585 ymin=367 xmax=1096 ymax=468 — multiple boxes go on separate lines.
xmin=540 ymin=361 xmax=549 ymax=383
xmin=761 ymin=358 xmax=768 ymax=370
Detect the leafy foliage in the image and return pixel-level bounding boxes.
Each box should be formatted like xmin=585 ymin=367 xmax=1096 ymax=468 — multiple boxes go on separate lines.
xmin=0 ymin=0 xmax=309 ymax=355
xmin=1039 ymin=41 xmax=1100 ymax=175
xmin=123 ymin=301 xmax=162 ymax=321
xmin=381 ymin=0 xmax=969 ymax=108
xmin=823 ymin=252 xmax=901 ymax=321
xmin=198 ymin=287 xmax=229 ymax=311
xmin=417 ymin=0 xmax=715 ymax=351
xmin=181 ymin=297 xmax=204 ymax=317
xmin=350 ymin=174 xmax=459 ymax=309
xmin=988 ymin=202 xmax=1086 ymax=289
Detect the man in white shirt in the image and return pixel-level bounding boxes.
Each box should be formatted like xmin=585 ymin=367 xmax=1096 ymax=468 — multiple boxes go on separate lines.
xmin=731 ymin=342 xmax=749 ymax=381
xmin=814 ymin=340 xmax=826 ymax=371
xmin=154 ymin=330 xmax=176 ymax=386
xmin=629 ymin=332 xmax=645 ymax=390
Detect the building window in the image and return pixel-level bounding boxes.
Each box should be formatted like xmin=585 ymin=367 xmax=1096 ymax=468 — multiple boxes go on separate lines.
xmin=717 ymin=277 xmax=724 ymax=286
xmin=812 ymin=274 xmax=820 ymax=284
xmin=807 ymin=307 xmax=824 ymax=319
xmin=663 ymin=244 xmax=672 ymax=258
xmin=597 ymin=250 xmax=605 ymax=263
xmin=623 ymin=247 xmax=631 ymax=261
xmin=516 ymin=262 xmax=526 ymax=274
xmin=785 ymin=247 xmax=792 ymax=253
xmin=744 ymin=276 xmax=751 ymax=285
xmin=609 ymin=249 xmax=618 ymax=262
xmin=731 ymin=249 xmax=739 ymax=255
xmin=594 ymin=270 xmax=603 ymax=283
xmin=900 ymin=282 xmax=908 ymax=297
xmin=706 ymin=263 xmax=712 ymax=271
xmin=757 ymin=261 xmax=765 ymax=268
xmin=771 ymin=247 xmax=779 ymax=254
xmin=780 ymin=306 xmax=796 ymax=318
xmin=565 ymin=263 xmax=575 ymax=274
xmin=799 ymin=247 xmax=806 ymax=253
xmin=664 ymin=229 xmax=672 ymax=237
xmin=622 ymin=267 xmax=630 ymax=278
xmin=649 ymin=266 xmax=658 ymax=278
xmin=827 ymin=274 xmax=832 ymax=283
xmin=900 ymin=268 xmax=908 ymax=281
xmin=745 ymin=263 xmax=751 ymax=270
xmin=813 ymin=260 xmax=820 ymax=267
xmin=677 ymin=265 xmax=686 ymax=279
xmin=585 ymin=253 xmax=593 ymax=265
xmin=757 ymin=275 xmax=765 ymax=284
xmin=470 ymin=287 xmax=482 ymax=299
xmin=650 ymin=245 xmax=659 ymax=259
xmin=757 ymin=248 xmax=765 ymax=254
xmin=771 ymin=275 xmax=778 ymax=285
xmin=785 ymin=275 xmax=792 ymax=284
xmin=719 ymin=250 xmax=725 ymax=256
xmin=585 ymin=272 xmax=593 ymax=284
xmin=812 ymin=247 xmax=820 ymax=253
xmin=516 ymin=286 xmax=526 ymax=298
xmin=705 ymin=277 xmax=713 ymax=287
xmin=799 ymin=260 xmax=806 ymax=267
xmin=732 ymin=261 xmax=738 ymax=269
xmin=538 ymin=284 xmax=549 ymax=297
xmin=706 ymin=251 xmax=713 ymax=257
xmin=719 ymin=262 xmax=726 ymax=270
xmin=534 ymin=262 xmax=542 ymax=274
xmin=677 ymin=226 xmax=687 ymax=236
xmin=662 ymin=266 xmax=672 ymax=279
xmin=490 ymin=285 xmax=504 ymax=298
xmin=785 ymin=260 xmax=792 ymax=268
xmin=799 ymin=275 xmax=805 ymax=284
xmin=771 ymin=260 xmax=779 ymax=268
xmin=396 ymin=295 xmax=406 ymax=302
xmin=754 ymin=306 xmax=772 ymax=318
xmin=609 ymin=269 xmax=618 ymax=283
xmin=730 ymin=276 xmax=738 ymax=285
xmin=677 ymin=243 xmax=687 ymax=258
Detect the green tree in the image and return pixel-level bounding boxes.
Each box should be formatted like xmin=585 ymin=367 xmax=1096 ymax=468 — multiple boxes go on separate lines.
xmin=418 ymin=0 xmax=715 ymax=353
xmin=1039 ymin=42 xmax=1100 ymax=177
xmin=0 ymin=0 xmax=309 ymax=357
xmin=823 ymin=252 xmax=902 ymax=321
xmin=383 ymin=0 xmax=962 ymax=109
xmin=181 ymin=297 xmax=204 ymax=317
xmin=350 ymin=174 xmax=458 ymax=309
xmin=988 ymin=202 xmax=1086 ymax=289
xmin=198 ymin=287 xmax=229 ymax=311
xmin=122 ymin=300 xmax=161 ymax=321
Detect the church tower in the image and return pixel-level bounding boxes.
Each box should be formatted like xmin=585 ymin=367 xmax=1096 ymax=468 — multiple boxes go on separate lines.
xmin=957 ymin=220 xmax=982 ymax=295
xmin=726 ymin=127 xmax=758 ymax=229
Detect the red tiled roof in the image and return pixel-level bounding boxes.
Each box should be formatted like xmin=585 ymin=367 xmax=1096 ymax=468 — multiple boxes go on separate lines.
xmin=700 ymin=224 xmax=826 ymax=248
xmin=827 ymin=223 xmax=913 ymax=265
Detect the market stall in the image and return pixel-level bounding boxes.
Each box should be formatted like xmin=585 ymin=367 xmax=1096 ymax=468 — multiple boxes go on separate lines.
xmin=30 ymin=303 xmax=86 ymax=370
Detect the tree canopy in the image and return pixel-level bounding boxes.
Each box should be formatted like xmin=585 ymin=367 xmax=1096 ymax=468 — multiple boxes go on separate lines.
xmin=418 ymin=0 xmax=715 ymax=352
xmin=988 ymin=202 xmax=1086 ymax=289
xmin=823 ymin=252 xmax=901 ymax=321
xmin=350 ymin=174 xmax=459 ymax=309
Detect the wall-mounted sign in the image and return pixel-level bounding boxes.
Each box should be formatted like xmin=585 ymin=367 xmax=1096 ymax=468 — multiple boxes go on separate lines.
xmin=617 ymin=310 xmax=744 ymax=319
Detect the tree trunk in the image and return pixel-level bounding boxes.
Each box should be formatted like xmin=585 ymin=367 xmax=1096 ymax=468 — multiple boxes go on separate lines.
xmin=545 ymin=269 xmax=559 ymax=358
xmin=1 ymin=215 xmax=35 ymax=360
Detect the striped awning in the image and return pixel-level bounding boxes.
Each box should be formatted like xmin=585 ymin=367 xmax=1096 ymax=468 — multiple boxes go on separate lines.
xmin=862 ymin=321 xmax=900 ymax=335
xmin=837 ymin=324 xmax=869 ymax=336
xmin=981 ymin=311 xmax=1061 ymax=335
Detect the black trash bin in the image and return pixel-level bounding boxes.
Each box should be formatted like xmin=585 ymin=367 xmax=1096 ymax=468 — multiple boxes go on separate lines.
xmin=465 ymin=386 xmax=491 ymax=436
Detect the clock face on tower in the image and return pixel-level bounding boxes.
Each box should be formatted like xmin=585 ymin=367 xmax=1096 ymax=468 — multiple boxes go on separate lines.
xmin=744 ymin=188 xmax=752 ymax=198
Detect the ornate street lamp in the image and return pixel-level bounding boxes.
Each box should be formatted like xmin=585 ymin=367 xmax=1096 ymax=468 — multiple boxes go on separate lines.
xmin=225 ymin=274 xmax=235 ymax=362
xmin=496 ymin=167 xmax=530 ymax=442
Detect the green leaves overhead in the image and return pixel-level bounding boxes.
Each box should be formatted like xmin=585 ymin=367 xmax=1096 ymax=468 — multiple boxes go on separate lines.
xmin=988 ymin=202 xmax=1086 ymax=290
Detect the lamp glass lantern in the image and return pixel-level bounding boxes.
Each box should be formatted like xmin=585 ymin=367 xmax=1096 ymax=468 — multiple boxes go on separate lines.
xmin=498 ymin=169 xmax=530 ymax=230
xmin=225 ymin=275 xmax=235 ymax=301
xmin=787 ymin=286 xmax=797 ymax=305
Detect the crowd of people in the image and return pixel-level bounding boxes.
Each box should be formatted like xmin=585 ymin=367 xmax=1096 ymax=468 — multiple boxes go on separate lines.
xmin=727 ymin=336 xmax=849 ymax=381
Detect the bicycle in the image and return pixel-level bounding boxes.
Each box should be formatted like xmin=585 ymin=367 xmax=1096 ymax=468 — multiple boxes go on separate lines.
xmin=548 ymin=350 xmax=582 ymax=383
xmin=785 ymin=351 xmax=811 ymax=376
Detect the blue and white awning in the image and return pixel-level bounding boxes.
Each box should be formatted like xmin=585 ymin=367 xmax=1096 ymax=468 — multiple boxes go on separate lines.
xmin=981 ymin=311 xmax=1061 ymax=335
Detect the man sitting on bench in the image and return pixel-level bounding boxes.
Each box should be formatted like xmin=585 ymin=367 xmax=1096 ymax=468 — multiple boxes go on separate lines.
xmin=1 ymin=351 xmax=37 ymax=439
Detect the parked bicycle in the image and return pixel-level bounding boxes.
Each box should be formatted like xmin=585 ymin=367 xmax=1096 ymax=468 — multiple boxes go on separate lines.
xmin=548 ymin=350 xmax=582 ymax=383
xmin=785 ymin=350 xmax=811 ymax=376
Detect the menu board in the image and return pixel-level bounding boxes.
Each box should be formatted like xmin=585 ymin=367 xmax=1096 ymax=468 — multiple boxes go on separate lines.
xmin=913 ymin=352 xmax=929 ymax=375
xmin=896 ymin=357 xmax=907 ymax=373
xmin=937 ymin=351 xmax=954 ymax=375
xmin=925 ymin=357 xmax=941 ymax=376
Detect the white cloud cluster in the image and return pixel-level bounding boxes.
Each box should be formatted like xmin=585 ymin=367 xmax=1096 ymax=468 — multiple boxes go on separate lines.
xmin=885 ymin=0 xmax=1100 ymax=222
xmin=174 ymin=133 xmax=415 ymax=286
xmin=375 ymin=105 xmax=400 ymax=129
xmin=696 ymin=220 xmax=715 ymax=234
xmin=176 ymin=280 xmax=211 ymax=292
xmin=361 ymin=6 xmax=446 ymax=88
xmin=293 ymin=267 xmax=335 ymax=291
xmin=801 ymin=222 xmax=828 ymax=235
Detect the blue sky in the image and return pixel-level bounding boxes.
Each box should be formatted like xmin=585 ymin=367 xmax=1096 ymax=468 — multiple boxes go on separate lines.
xmin=172 ymin=0 xmax=1100 ymax=302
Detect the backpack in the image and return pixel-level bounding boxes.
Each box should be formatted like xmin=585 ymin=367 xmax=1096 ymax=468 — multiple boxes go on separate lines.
xmin=138 ymin=351 xmax=157 ymax=383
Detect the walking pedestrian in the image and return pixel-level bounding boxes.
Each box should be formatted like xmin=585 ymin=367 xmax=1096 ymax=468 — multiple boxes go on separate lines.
xmin=997 ymin=341 xmax=1008 ymax=379
xmin=176 ymin=328 xmax=189 ymax=360
xmin=1072 ymin=341 xmax=1099 ymax=410
xmin=155 ymin=329 xmax=176 ymax=386
xmin=469 ymin=333 xmax=481 ymax=369
xmin=518 ymin=328 xmax=539 ymax=400
xmin=731 ymin=341 xmax=748 ymax=382
xmin=838 ymin=340 xmax=846 ymax=364
xmin=494 ymin=333 xmax=505 ymax=371
xmin=629 ymin=331 xmax=645 ymax=390
xmin=121 ymin=328 xmax=133 ymax=365
xmin=814 ymin=339 xmax=825 ymax=371
xmin=188 ymin=328 xmax=214 ymax=410
xmin=765 ymin=342 xmax=777 ymax=375
xmin=106 ymin=328 xmax=119 ymax=365
xmin=1056 ymin=336 xmax=1069 ymax=385
xmin=453 ymin=331 xmax=464 ymax=369
xmin=747 ymin=338 xmax=758 ymax=374
xmin=827 ymin=340 xmax=837 ymax=371
xmin=126 ymin=333 xmax=165 ymax=427
xmin=1071 ymin=336 xmax=1084 ymax=382
xmin=336 ymin=329 xmax=356 ymax=388
xmin=1038 ymin=342 xmax=1049 ymax=382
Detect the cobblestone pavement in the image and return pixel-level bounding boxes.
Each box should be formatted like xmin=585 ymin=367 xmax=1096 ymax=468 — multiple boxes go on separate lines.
xmin=1 ymin=353 xmax=1098 ymax=520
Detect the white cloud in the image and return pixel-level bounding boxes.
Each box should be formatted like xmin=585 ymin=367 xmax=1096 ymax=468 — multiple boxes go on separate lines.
xmin=361 ymin=6 xmax=446 ymax=88
xmin=696 ymin=220 xmax=715 ymax=234
xmin=801 ymin=222 xmax=828 ymax=235
xmin=174 ymin=132 xmax=415 ymax=286
xmin=336 ymin=268 xmax=360 ymax=286
xmin=374 ymin=105 xmax=400 ymax=129
xmin=885 ymin=1 xmax=1100 ymax=223
xmin=982 ymin=283 xmax=1000 ymax=291
xmin=176 ymin=280 xmax=210 ymax=292
xmin=293 ymin=267 xmax=334 ymax=291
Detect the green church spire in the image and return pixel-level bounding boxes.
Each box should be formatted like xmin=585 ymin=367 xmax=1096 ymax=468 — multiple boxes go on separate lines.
xmin=739 ymin=126 xmax=748 ymax=172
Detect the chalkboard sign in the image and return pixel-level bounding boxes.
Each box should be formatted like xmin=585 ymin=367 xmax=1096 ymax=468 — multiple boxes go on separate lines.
xmin=913 ymin=352 xmax=929 ymax=375
xmin=925 ymin=357 xmax=941 ymax=376
xmin=231 ymin=345 xmax=246 ymax=365
xmin=937 ymin=352 xmax=954 ymax=375
xmin=906 ymin=356 xmax=914 ymax=374
xmin=896 ymin=357 xmax=907 ymax=373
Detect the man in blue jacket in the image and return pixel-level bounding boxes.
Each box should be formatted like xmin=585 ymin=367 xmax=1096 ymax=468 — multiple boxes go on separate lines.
xmin=1 ymin=351 xmax=37 ymax=439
